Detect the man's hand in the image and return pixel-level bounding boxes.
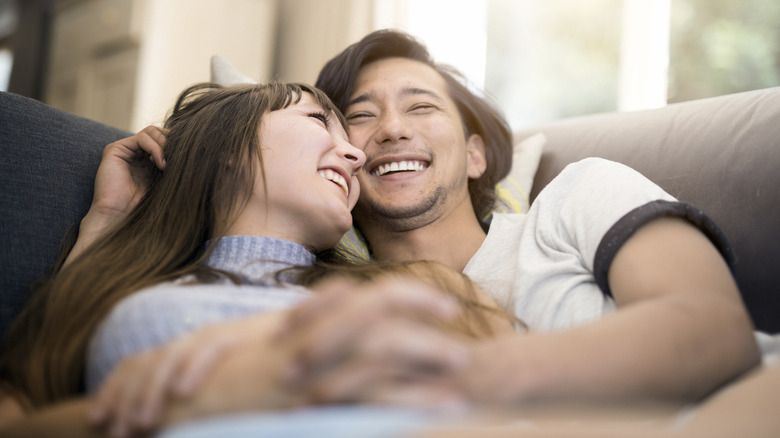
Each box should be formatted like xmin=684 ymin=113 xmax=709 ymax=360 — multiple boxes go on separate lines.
xmin=276 ymin=278 xmax=473 ymax=407
xmin=91 ymin=126 xmax=167 ymax=226
xmin=66 ymin=126 xmax=167 ymax=265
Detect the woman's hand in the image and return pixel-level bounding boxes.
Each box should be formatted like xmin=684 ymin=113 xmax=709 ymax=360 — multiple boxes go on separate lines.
xmin=66 ymin=126 xmax=167 ymax=265
xmin=88 ymin=313 xmax=283 ymax=438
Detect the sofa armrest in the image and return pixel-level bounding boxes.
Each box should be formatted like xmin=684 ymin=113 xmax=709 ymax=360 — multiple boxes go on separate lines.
xmin=520 ymin=87 xmax=780 ymax=333
xmin=0 ymin=92 xmax=131 ymax=343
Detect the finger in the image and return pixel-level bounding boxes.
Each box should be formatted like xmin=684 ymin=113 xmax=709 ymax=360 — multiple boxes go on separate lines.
xmin=274 ymin=282 xmax=353 ymax=340
xmin=89 ymin=375 xmax=116 ymax=425
xmin=307 ymin=362 xmax=400 ymax=403
xmin=104 ymin=129 xmax=166 ymax=170
xmin=89 ymin=355 xmax=142 ymax=426
xmin=133 ymin=343 xmax=191 ymax=430
xmin=296 ymin=318 xmax=469 ymax=393
xmin=138 ymin=126 xmax=167 ymax=170
xmin=172 ymin=335 xmax=235 ymax=397
xmin=358 ymin=319 xmax=471 ymax=372
xmin=141 ymin=125 xmax=168 ymax=147
xmin=290 ymin=284 xmax=461 ymax=371
xmin=105 ymin=359 xmax=150 ymax=438
xmin=308 ymin=363 xmax=466 ymax=408
xmin=280 ymin=278 xmax=459 ymax=342
xmin=131 ymin=131 xmax=166 ymax=170
xmin=357 ymin=381 xmax=469 ymax=410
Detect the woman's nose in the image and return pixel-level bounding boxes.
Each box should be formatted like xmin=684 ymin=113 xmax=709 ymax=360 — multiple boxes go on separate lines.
xmin=338 ymin=139 xmax=366 ymax=171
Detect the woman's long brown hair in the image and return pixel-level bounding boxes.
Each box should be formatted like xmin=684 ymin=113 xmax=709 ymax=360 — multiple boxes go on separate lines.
xmin=0 ymin=82 xmax=346 ymax=409
xmin=292 ymin=259 xmax=525 ymax=340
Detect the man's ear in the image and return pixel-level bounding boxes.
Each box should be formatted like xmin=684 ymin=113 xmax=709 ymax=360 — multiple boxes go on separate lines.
xmin=466 ymin=133 xmax=487 ymax=179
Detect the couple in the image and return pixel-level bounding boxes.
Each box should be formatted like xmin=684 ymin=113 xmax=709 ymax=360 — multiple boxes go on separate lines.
xmin=0 ymin=29 xmax=760 ymax=436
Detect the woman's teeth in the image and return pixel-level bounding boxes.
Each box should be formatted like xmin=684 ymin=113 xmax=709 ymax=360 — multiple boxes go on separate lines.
xmin=372 ymin=160 xmax=428 ymax=176
xmin=318 ymin=169 xmax=348 ymax=197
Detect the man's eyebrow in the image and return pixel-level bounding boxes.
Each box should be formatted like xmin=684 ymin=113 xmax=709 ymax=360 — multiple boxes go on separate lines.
xmin=347 ymin=92 xmax=373 ymax=107
xmin=347 ymin=87 xmax=444 ymax=107
xmin=401 ymin=86 xmax=442 ymax=101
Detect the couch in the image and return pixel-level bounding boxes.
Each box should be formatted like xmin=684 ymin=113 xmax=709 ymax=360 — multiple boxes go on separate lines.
xmin=1 ymin=86 xmax=779 ymax=355
xmin=521 ymin=86 xmax=780 ymax=334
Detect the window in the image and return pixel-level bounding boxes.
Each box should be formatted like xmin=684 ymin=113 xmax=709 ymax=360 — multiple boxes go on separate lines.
xmin=668 ymin=0 xmax=780 ymax=103
xmin=389 ymin=0 xmax=780 ymax=130
xmin=0 ymin=0 xmax=17 ymax=92
xmin=483 ymin=0 xmax=623 ymax=129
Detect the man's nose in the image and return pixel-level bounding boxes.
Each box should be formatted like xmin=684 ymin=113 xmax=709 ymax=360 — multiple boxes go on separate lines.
xmin=374 ymin=111 xmax=412 ymax=145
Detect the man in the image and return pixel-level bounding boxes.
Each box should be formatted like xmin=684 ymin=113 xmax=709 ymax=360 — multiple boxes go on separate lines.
xmin=0 ymin=28 xmax=764 ymax=438
xmin=38 ymin=29 xmax=758 ymax=423
xmin=272 ymin=29 xmax=760 ymax=405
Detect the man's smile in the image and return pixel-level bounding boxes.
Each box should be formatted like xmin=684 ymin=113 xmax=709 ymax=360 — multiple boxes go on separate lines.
xmin=371 ymin=160 xmax=429 ymax=176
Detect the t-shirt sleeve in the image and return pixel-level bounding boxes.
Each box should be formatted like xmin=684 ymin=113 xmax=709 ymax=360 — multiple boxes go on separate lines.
xmin=531 ymin=158 xmax=735 ymax=300
xmin=593 ymin=200 xmax=735 ymax=297
xmin=529 ymin=158 xmax=676 ymax=275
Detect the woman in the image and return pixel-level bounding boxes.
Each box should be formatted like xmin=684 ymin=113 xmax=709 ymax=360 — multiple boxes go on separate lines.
xmin=0 ymin=81 xmax=516 ymax=435
xmin=0 ymin=81 xmax=361 ymax=409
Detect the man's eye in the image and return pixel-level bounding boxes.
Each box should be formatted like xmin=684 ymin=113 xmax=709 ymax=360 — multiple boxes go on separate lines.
xmin=346 ymin=112 xmax=373 ymax=123
xmin=410 ymin=104 xmax=435 ymax=112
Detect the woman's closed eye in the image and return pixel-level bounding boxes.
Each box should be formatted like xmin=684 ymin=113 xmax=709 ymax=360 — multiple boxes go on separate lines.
xmin=308 ymin=111 xmax=330 ymax=127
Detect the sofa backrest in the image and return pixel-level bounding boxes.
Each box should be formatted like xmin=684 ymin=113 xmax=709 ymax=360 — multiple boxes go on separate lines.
xmin=521 ymin=87 xmax=780 ymax=334
xmin=2 ymin=87 xmax=778 ymax=349
xmin=0 ymin=92 xmax=131 ymax=345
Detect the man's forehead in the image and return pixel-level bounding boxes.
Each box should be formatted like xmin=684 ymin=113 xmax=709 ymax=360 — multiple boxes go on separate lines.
xmin=350 ymin=58 xmax=450 ymax=104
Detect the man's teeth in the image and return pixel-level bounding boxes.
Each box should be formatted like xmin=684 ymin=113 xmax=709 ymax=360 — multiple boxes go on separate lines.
xmin=318 ymin=169 xmax=348 ymax=197
xmin=373 ymin=160 xmax=428 ymax=176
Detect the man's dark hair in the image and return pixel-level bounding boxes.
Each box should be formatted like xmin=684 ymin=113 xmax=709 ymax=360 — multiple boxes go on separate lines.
xmin=315 ymin=29 xmax=514 ymax=229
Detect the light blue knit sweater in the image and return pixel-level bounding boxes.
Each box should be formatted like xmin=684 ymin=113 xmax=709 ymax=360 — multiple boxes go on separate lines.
xmin=86 ymin=236 xmax=315 ymax=392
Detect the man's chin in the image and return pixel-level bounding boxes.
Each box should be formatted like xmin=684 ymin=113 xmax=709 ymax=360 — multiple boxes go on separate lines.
xmin=353 ymin=190 xmax=443 ymax=231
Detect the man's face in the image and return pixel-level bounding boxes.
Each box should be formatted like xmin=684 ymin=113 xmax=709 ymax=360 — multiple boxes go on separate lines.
xmin=344 ymin=57 xmax=486 ymax=232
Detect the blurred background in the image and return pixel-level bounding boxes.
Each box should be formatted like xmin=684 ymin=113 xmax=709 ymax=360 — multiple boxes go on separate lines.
xmin=1 ymin=0 xmax=778 ymax=132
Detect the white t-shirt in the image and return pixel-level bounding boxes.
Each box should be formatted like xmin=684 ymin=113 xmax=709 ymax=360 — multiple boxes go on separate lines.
xmin=465 ymin=157 xmax=715 ymax=332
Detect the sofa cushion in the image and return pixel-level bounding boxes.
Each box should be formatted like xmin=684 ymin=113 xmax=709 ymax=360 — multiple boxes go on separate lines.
xmin=0 ymin=92 xmax=131 ymax=343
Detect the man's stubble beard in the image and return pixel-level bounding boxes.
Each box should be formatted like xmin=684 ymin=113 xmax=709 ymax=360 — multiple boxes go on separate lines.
xmin=353 ymin=187 xmax=446 ymax=233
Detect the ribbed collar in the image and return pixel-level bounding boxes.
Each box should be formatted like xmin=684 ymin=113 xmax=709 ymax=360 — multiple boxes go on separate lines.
xmin=204 ymin=235 xmax=316 ymax=285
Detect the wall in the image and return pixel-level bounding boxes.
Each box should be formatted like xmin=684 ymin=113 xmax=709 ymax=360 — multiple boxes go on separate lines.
xmin=133 ymin=0 xmax=278 ymax=129
xmin=42 ymin=0 xmax=378 ymax=131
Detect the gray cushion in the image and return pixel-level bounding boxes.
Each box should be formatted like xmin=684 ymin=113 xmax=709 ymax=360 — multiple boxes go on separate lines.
xmin=0 ymin=91 xmax=131 ymax=342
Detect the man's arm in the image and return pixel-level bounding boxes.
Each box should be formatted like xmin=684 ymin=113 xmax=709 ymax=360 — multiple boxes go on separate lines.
xmin=462 ymin=217 xmax=759 ymax=404
xmin=277 ymin=218 xmax=760 ymax=405
xmin=65 ymin=126 xmax=166 ymax=266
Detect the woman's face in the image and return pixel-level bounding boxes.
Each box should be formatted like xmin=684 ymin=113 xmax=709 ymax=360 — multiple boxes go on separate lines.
xmin=231 ymin=92 xmax=366 ymax=252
